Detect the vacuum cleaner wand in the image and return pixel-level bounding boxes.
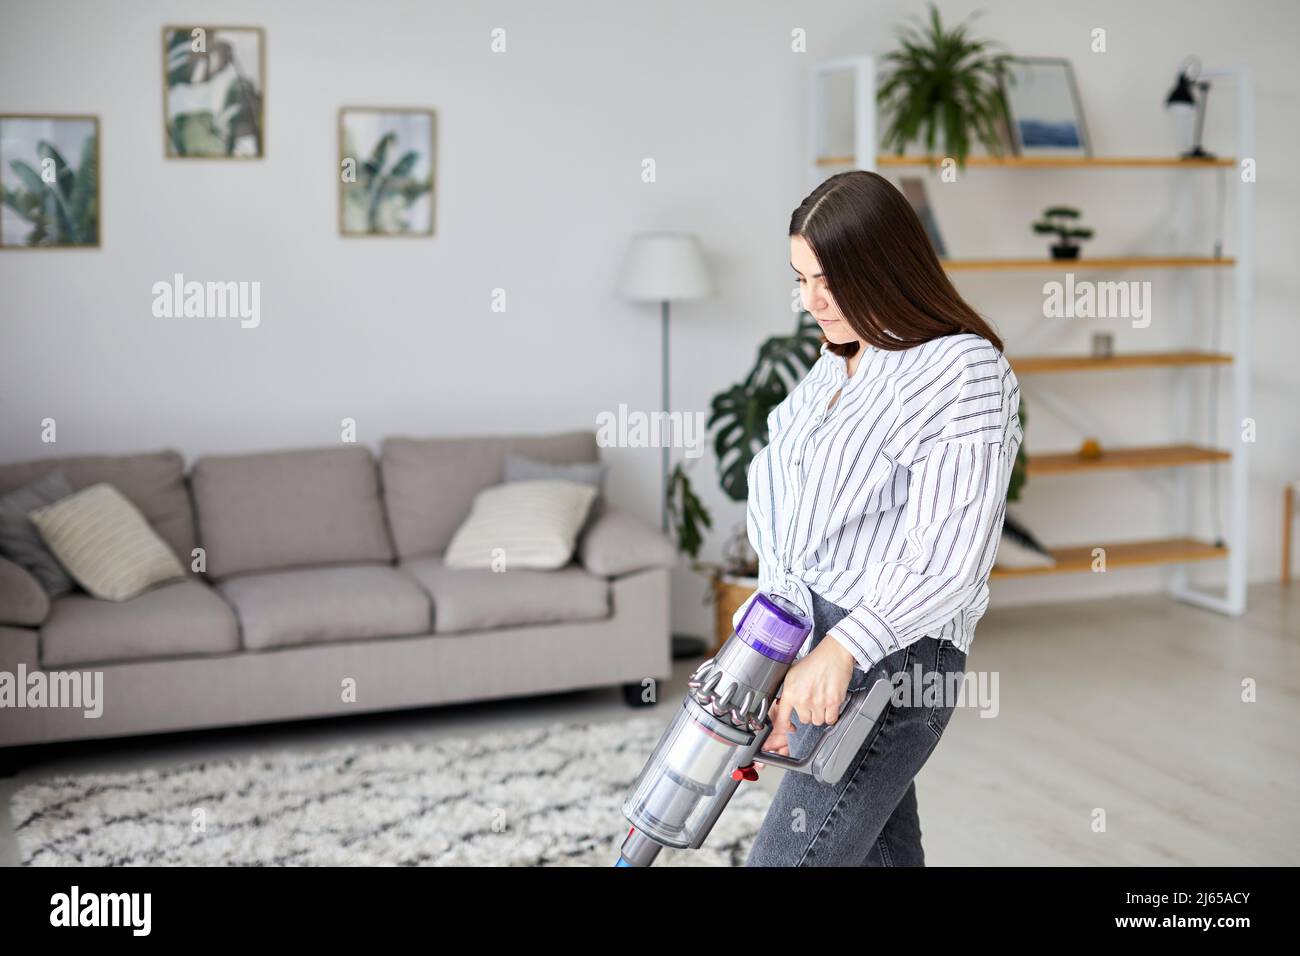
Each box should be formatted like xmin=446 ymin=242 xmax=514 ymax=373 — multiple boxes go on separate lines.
xmin=614 ymin=591 xmax=893 ymax=867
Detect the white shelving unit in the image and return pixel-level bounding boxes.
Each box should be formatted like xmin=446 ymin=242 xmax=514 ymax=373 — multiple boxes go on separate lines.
xmin=806 ymin=57 xmax=1254 ymax=617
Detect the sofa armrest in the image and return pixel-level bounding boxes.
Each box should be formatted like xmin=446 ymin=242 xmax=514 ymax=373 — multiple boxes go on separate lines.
xmin=0 ymin=555 xmax=50 ymax=627
xmin=577 ymin=508 xmax=677 ymax=577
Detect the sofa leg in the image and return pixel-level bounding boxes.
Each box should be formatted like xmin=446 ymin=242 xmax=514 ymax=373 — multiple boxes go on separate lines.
xmin=0 ymin=747 xmax=26 ymax=778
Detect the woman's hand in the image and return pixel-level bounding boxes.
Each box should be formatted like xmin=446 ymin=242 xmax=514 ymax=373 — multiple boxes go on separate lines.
xmin=755 ymin=637 xmax=858 ymax=769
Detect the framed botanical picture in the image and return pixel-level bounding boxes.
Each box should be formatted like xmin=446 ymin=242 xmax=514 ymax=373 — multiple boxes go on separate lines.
xmin=1000 ymin=57 xmax=1092 ymax=157
xmin=338 ymin=107 xmax=436 ymax=237
xmin=163 ymin=25 xmax=265 ymax=158
xmin=0 ymin=114 xmax=99 ymax=249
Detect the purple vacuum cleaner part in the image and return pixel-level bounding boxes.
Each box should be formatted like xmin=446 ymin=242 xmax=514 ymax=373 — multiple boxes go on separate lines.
xmin=734 ymin=591 xmax=810 ymax=664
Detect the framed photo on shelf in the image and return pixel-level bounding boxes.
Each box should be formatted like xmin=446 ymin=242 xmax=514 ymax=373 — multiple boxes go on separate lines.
xmin=0 ymin=113 xmax=99 ymax=248
xmin=338 ymin=107 xmax=437 ymax=237
xmin=1000 ymin=56 xmax=1092 ymax=157
xmin=163 ymin=25 xmax=265 ymax=158
xmin=898 ymin=176 xmax=947 ymax=258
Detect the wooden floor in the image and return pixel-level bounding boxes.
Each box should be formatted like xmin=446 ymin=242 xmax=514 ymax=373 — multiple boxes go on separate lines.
xmin=908 ymin=582 xmax=1299 ymax=865
xmin=2 ymin=582 xmax=1296 ymax=866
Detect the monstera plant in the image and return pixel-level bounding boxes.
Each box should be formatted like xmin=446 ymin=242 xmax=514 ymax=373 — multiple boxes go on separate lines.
xmin=2 ymin=136 xmax=98 ymax=246
xmin=668 ymin=311 xmax=822 ymax=563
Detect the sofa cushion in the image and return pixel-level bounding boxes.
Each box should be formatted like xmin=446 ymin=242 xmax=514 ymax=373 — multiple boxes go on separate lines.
xmin=30 ymin=483 xmax=186 ymax=602
xmin=0 ymin=556 xmax=50 ymax=626
xmin=0 ymin=471 xmax=76 ymax=595
xmin=381 ymin=431 xmax=598 ymax=560
xmin=0 ymin=450 xmax=196 ymax=566
xmin=577 ymin=508 xmax=678 ymax=577
xmin=503 ymin=451 xmax=607 ymax=536
xmin=444 ymin=480 xmax=598 ymax=571
xmin=401 ymin=555 xmax=609 ymax=634
xmin=39 ymin=580 xmax=240 ymax=668
xmin=191 ymin=447 xmax=394 ymax=580
xmin=217 ymin=565 xmax=431 ymax=650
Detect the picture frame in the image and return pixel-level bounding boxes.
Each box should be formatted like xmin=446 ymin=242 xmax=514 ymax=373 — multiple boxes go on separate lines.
xmin=0 ymin=113 xmax=100 ymax=249
xmin=898 ymin=176 xmax=947 ymax=258
xmin=338 ymin=107 xmax=437 ymax=237
xmin=1000 ymin=56 xmax=1092 ymax=157
xmin=162 ymin=25 xmax=265 ymax=159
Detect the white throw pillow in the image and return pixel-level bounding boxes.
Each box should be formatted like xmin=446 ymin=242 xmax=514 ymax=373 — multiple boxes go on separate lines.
xmin=29 ymin=483 xmax=186 ymax=601
xmin=443 ymin=480 xmax=598 ymax=571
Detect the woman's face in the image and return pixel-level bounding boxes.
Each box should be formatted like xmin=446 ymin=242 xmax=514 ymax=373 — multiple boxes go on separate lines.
xmin=790 ymin=235 xmax=857 ymax=346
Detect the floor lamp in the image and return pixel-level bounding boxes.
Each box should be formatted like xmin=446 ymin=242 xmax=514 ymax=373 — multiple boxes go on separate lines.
xmin=616 ymin=232 xmax=712 ymax=658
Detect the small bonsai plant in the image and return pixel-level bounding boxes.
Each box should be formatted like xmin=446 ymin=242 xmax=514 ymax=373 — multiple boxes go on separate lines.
xmin=876 ymin=3 xmax=1014 ymax=168
xmin=1032 ymin=206 xmax=1094 ymax=260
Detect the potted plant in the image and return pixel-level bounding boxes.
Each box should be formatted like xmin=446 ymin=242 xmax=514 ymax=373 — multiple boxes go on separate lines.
xmin=1032 ymin=206 xmax=1094 ymax=259
xmin=668 ymin=311 xmax=1034 ymax=651
xmin=877 ymin=3 xmax=1014 ymax=168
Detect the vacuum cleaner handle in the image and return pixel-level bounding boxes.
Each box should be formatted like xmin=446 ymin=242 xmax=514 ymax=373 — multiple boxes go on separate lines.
xmin=754 ymin=677 xmax=894 ymax=785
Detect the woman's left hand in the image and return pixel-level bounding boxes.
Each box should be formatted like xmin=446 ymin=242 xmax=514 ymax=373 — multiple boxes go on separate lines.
xmin=759 ymin=638 xmax=858 ymax=767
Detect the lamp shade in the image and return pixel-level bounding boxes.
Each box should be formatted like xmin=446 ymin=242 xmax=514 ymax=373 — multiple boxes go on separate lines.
xmin=616 ymin=233 xmax=712 ymax=302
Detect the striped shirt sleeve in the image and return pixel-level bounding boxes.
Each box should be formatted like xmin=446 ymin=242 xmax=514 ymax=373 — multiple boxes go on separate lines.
xmin=823 ymin=352 xmax=1018 ymax=671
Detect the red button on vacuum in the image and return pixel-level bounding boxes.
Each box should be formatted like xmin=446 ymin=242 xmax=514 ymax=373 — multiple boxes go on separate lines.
xmin=731 ymin=765 xmax=759 ymax=782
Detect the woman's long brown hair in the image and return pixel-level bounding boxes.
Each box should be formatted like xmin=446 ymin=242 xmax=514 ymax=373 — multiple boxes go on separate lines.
xmin=789 ymin=170 xmax=1004 ymax=357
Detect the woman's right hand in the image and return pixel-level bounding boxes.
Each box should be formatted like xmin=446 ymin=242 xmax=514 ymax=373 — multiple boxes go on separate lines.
xmin=754 ymin=737 xmax=788 ymax=771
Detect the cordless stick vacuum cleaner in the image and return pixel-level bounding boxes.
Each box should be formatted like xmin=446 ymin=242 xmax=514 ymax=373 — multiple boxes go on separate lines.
xmin=615 ymin=591 xmax=894 ymax=867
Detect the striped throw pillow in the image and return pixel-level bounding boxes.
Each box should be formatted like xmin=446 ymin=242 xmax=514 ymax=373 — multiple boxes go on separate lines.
xmin=29 ymin=483 xmax=186 ymax=602
xmin=443 ymin=480 xmax=598 ymax=570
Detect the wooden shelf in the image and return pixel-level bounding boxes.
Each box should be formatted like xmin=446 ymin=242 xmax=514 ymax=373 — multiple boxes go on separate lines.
xmin=942 ymin=256 xmax=1234 ymax=271
xmin=1027 ymin=444 xmax=1230 ymax=476
xmin=991 ymin=536 xmax=1227 ymax=578
xmin=1010 ymin=351 xmax=1232 ymax=374
xmin=870 ymin=154 xmax=1236 ymax=169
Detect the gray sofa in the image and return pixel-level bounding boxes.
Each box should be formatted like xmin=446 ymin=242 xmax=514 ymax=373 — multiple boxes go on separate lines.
xmin=0 ymin=430 xmax=676 ymax=760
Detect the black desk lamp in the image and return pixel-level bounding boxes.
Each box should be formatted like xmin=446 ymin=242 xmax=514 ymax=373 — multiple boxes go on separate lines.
xmin=1165 ymin=55 xmax=1214 ymax=159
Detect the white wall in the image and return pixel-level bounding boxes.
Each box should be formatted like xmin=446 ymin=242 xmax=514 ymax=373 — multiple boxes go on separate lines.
xmin=2 ymin=0 xmax=1297 ymax=635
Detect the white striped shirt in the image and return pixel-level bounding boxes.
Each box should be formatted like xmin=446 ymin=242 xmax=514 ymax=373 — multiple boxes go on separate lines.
xmin=732 ymin=332 xmax=1023 ymax=670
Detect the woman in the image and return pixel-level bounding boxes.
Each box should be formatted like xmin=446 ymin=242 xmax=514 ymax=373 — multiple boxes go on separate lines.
xmin=740 ymin=170 xmax=1023 ymax=867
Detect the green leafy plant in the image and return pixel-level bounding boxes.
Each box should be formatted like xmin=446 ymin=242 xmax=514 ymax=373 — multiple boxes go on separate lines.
xmin=341 ymin=131 xmax=433 ymax=235
xmin=710 ymin=312 xmax=824 ymax=503
xmin=1000 ymin=401 xmax=1050 ymax=556
xmin=1031 ymin=205 xmax=1094 ymax=257
xmin=876 ymin=3 xmax=1013 ymax=167
xmin=1007 ymin=399 xmax=1027 ymax=503
xmin=2 ymin=135 xmax=98 ymax=246
xmin=666 ymin=460 xmax=712 ymax=561
xmin=667 ymin=311 xmax=822 ymax=560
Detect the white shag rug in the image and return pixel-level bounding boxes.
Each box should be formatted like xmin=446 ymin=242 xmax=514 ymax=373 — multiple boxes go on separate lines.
xmin=10 ymin=714 xmax=775 ymax=866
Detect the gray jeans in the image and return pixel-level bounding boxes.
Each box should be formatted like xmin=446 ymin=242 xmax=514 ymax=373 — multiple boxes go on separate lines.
xmin=744 ymin=589 xmax=967 ymax=866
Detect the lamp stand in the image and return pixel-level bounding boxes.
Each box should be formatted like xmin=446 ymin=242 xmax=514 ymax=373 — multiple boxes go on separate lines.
xmin=660 ymin=298 xmax=707 ymax=660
